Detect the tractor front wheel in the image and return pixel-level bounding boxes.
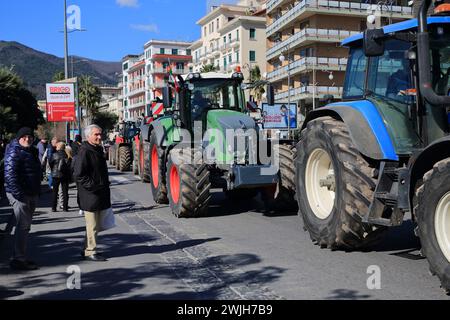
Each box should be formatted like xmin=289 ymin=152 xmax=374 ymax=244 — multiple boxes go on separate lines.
xmin=416 ymin=158 xmax=450 ymax=293
xmin=296 ymin=116 xmax=386 ymax=250
xmin=149 ymin=131 xmax=168 ymax=203
xmin=166 ymin=148 xmax=211 ymax=218
xmin=118 ymin=145 xmax=132 ymax=172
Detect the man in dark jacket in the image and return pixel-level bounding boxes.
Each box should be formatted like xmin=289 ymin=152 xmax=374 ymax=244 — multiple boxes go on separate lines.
xmin=74 ymin=124 xmax=110 ymax=262
xmin=50 ymin=142 xmax=70 ymax=212
xmin=4 ymin=127 xmax=41 ymax=270
xmin=71 ymin=135 xmax=82 ymax=157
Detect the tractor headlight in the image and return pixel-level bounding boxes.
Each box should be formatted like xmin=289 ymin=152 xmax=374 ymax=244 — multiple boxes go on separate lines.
xmin=187 ymin=73 xmax=201 ymax=80
xmin=232 ymin=72 xmax=244 ymax=79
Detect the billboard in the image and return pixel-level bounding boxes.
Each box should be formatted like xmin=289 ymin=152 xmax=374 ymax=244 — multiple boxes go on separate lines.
xmin=262 ymin=103 xmax=297 ymax=129
xmin=46 ymin=83 xmax=76 ymax=122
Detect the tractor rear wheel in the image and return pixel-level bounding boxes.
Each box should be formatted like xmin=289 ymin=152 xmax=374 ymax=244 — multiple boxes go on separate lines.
xmin=118 ymin=145 xmax=132 ymax=172
xmin=149 ymin=131 xmax=168 ymax=204
xmin=415 ymin=158 xmax=450 ymax=293
xmin=166 ymin=148 xmax=211 ymax=218
xmin=296 ymin=116 xmax=386 ymax=250
xmin=261 ymin=144 xmax=298 ymax=212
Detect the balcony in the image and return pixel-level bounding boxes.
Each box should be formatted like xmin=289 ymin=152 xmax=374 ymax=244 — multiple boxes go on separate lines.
xmin=128 ymin=100 xmax=145 ymax=110
xmin=220 ymin=38 xmax=240 ymax=52
xmin=149 ymin=81 xmax=166 ymax=89
xmin=275 ymin=85 xmax=343 ymax=101
xmin=267 ymin=0 xmax=413 ymax=36
xmin=127 ymin=87 xmax=145 ymax=97
xmin=267 ymin=0 xmax=286 ymax=13
xmin=267 ymin=28 xmax=359 ymax=60
xmin=267 ymin=56 xmax=347 ymax=82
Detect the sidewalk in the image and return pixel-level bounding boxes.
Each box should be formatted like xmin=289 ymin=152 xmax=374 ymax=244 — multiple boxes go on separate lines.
xmin=0 ymin=184 xmax=198 ymax=300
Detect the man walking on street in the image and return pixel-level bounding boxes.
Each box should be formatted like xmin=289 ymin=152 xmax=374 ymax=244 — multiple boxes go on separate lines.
xmin=74 ymin=124 xmax=111 ymax=262
xmin=4 ymin=127 xmax=41 ymax=270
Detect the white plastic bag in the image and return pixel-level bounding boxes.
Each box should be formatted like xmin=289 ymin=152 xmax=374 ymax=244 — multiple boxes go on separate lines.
xmin=98 ymin=207 xmax=116 ymax=232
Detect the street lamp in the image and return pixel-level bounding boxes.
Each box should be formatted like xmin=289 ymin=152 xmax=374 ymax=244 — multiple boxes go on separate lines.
xmin=279 ymin=47 xmax=291 ymax=139
xmin=312 ymin=62 xmax=335 ymax=110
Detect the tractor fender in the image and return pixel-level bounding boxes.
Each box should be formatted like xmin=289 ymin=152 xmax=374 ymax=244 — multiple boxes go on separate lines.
xmin=142 ymin=121 xmax=170 ymax=147
xmin=139 ymin=124 xmax=150 ymax=143
xmin=407 ymin=136 xmax=450 ymax=212
xmin=301 ymin=100 xmax=398 ymax=161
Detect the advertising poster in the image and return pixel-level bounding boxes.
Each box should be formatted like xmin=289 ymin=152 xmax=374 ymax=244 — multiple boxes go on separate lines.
xmin=46 ymin=83 xmax=76 ymax=122
xmin=262 ymin=103 xmax=297 ymax=129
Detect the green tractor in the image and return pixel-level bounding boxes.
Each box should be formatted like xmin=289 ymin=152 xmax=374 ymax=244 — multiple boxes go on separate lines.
xmin=138 ymin=70 xmax=296 ymax=217
xmin=295 ymin=0 xmax=450 ymax=292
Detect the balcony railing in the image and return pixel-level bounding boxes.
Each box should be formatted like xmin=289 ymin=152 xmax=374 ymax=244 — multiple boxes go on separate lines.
xmin=275 ymin=85 xmax=343 ymax=100
xmin=220 ymin=38 xmax=240 ymax=51
xmin=267 ymin=0 xmax=285 ymax=13
xmin=267 ymin=28 xmax=359 ymax=60
xmin=266 ymin=2 xmax=412 ymax=37
xmin=127 ymin=87 xmax=145 ymax=97
xmin=267 ymin=56 xmax=348 ymax=81
xmin=128 ymin=100 xmax=145 ymax=109
xmin=149 ymin=81 xmax=166 ymax=89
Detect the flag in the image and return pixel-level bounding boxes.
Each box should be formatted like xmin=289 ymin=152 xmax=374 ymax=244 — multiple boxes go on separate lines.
xmin=167 ymin=59 xmax=180 ymax=92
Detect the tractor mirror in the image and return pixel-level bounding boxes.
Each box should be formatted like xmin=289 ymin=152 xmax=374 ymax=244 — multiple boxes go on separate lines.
xmin=363 ymin=29 xmax=385 ymax=57
xmin=162 ymin=86 xmax=173 ymax=108
xmin=266 ymin=84 xmax=275 ymax=105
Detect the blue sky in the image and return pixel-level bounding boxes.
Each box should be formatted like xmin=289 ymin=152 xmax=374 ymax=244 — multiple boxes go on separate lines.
xmin=0 ymin=0 xmax=213 ymax=62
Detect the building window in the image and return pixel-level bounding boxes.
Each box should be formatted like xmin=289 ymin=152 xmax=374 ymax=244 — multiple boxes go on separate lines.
xmin=176 ymin=62 xmax=184 ymax=70
xmin=228 ymin=55 xmax=232 ymax=63
xmin=249 ymin=50 xmax=256 ymax=62
xmin=250 ymin=28 xmax=256 ymax=39
xmin=212 ymin=22 xmax=214 ymax=33
xmin=172 ymin=49 xmax=178 ymax=55
xmin=223 ymin=36 xmax=226 ymax=44
xmin=236 ymin=52 xmax=239 ymax=62
xmin=228 ymin=33 xmax=232 ymax=42
xmin=216 ymin=18 xmax=219 ymax=30
xmin=236 ymin=29 xmax=239 ymax=40
xmin=162 ymin=62 xmax=169 ymax=70
xmin=123 ymin=62 xmax=128 ymax=70
xmin=186 ymin=49 xmax=191 ymax=55
xmin=160 ymin=48 xmax=165 ymax=54
xmin=204 ymin=27 xmax=206 ymax=37
xmin=223 ymin=57 xmax=227 ymax=67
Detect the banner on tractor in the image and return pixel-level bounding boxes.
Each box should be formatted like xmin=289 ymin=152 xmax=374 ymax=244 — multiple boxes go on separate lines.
xmin=46 ymin=83 xmax=76 ymax=122
xmin=262 ymin=103 xmax=298 ymax=129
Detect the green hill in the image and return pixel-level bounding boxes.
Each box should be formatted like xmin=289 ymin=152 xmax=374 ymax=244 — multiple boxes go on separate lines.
xmin=0 ymin=41 xmax=121 ymax=99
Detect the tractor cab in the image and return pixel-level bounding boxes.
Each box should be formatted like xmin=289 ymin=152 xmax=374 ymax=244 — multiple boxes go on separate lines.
xmin=163 ymin=71 xmax=246 ymax=132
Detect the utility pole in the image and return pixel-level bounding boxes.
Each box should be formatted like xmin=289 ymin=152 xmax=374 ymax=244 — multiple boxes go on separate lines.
xmin=64 ymin=0 xmax=70 ymax=142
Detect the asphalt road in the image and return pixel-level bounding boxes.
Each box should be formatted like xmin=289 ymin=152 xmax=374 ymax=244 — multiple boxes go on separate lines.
xmin=1 ymin=166 xmax=448 ymax=300
xmin=107 ymin=168 xmax=449 ymax=300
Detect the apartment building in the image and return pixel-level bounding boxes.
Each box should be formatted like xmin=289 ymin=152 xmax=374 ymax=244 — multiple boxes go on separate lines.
xmin=122 ymin=54 xmax=145 ymax=120
xmin=144 ymin=40 xmax=192 ymax=108
xmin=266 ymin=0 xmax=413 ymax=114
xmin=98 ymin=85 xmax=123 ymax=121
xmin=190 ymin=1 xmax=267 ymax=82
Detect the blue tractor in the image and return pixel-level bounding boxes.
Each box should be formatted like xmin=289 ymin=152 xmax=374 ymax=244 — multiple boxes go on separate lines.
xmin=295 ymin=0 xmax=450 ymax=293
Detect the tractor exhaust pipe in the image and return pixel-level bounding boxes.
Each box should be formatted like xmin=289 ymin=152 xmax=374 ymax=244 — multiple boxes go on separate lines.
xmin=417 ymin=0 xmax=450 ymax=106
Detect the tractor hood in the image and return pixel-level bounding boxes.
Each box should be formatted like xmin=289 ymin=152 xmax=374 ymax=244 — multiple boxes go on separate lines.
xmin=207 ymin=109 xmax=256 ymax=132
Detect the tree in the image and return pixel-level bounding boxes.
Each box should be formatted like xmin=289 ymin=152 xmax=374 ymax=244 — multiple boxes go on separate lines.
xmin=53 ymin=71 xmax=66 ymax=82
xmin=78 ymin=75 xmax=101 ymax=123
xmin=92 ymin=111 xmax=119 ymax=139
xmin=200 ymin=64 xmax=218 ymax=73
xmin=249 ymin=65 xmax=265 ymax=103
xmin=0 ymin=67 xmax=44 ymax=138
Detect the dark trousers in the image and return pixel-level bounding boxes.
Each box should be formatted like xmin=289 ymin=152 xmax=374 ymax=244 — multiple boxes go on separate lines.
xmin=52 ymin=178 xmax=69 ymax=211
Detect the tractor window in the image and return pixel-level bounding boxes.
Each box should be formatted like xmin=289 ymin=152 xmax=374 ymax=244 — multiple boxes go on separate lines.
xmin=188 ymin=79 xmax=245 ymax=121
xmin=343 ymin=47 xmax=367 ymax=99
xmin=367 ymin=39 xmax=413 ymax=105
xmin=430 ymin=32 xmax=450 ymax=96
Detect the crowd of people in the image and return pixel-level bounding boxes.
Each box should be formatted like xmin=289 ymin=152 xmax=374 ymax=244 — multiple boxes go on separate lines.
xmin=1 ymin=124 xmax=112 ymax=270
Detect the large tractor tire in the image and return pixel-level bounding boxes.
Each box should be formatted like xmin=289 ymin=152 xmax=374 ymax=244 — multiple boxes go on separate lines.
xmin=261 ymin=144 xmax=298 ymax=212
xmin=140 ymin=140 xmax=150 ymax=183
xmin=118 ymin=145 xmax=132 ymax=172
xmin=166 ymin=148 xmax=211 ymax=218
xmin=296 ymin=116 xmax=386 ymax=250
xmin=415 ymin=158 xmax=450 ymax=293
xmin=132 ymin=141 xmax=139 ymax=175
xmin=149 ymin=131 xmax=168 ymax=204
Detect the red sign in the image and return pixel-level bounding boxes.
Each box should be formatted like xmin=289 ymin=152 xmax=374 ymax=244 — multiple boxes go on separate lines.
xmin=46 ymin=83 xmax=76 ymax=122
xmin=46 ymin=102 xmax=76 ymax=122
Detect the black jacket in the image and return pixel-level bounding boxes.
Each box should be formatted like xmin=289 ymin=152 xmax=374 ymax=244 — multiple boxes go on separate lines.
xmin=50 ymin=150 xmax=71 ymax=180
xmin=74 ymin=141 xmax=111 ymax=212
xmin=4 ymin=139 xmax=41 ymax=200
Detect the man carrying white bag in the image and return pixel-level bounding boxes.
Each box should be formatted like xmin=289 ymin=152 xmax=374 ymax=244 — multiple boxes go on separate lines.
xmin=74 ymin=125 xmax=114 ymax=262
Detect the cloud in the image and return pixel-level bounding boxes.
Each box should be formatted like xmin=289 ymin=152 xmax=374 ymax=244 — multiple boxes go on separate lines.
xmin=116 ymin=0 xmax=139 ymax=8
xmin=130 ymin=23 xmax=159 ymax=33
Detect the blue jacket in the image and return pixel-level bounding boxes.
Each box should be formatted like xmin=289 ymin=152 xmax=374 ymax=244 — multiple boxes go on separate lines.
xmin=4 ymin=139 xmax=42 ymax=200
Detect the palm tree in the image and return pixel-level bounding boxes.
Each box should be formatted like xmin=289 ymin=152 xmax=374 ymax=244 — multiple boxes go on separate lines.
xmin=249 ymin=65 xmax=265 ymax=104
xmin=78 ymin=75 xmax=101 ymax=124
xmin=53 ymin=71 xmax=66 ymax=82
